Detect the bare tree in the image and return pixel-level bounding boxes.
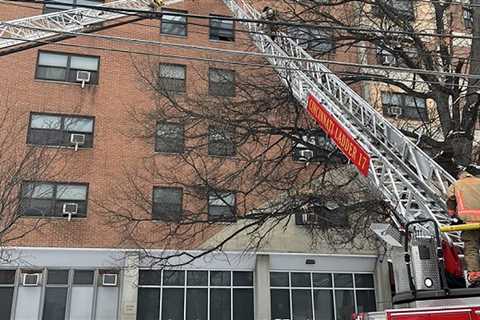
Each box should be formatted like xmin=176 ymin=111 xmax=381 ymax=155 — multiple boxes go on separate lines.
xmin=0 ymin=96 xmax=69 ymax=262
xmin=98 ymin=55 xmax=389 ymax=268
xmin=278 ymin=0 xmax=479 ymax=168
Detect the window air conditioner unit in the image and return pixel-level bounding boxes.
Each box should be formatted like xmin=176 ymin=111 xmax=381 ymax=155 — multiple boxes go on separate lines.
xmin=22 ymin=273 xmax=41 ymax=286
xmin=388 ymin=106 xmax=403 ymax=117
xmin=70 ymin=133 xmax=86 ymax=151
xmin=102 ymin=273 xmax=118 ymax=286
xmin=298 ymin=149 xmax=314 ymax=161
xmin=62 ymin=203 xmax=78 ymax=221
xmin=76 ymin=70 xmax=91 ymax=88
xmin=301 ymin=213 xmax=315 ymax=225
xmin=381 ymin=54 xmax=396 ymax=65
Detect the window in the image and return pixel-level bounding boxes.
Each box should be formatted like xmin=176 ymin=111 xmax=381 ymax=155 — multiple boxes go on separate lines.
xmin=292 ymin=130 xmax=347 ymax=163
xmin=209 ymin=68 xmax=235 ymax=97
xmin=152 ymin=187 xmax=183 ymax=221
xmin=0 ymin=270 xmax=15 ymax=320
xmin=208 ymin=190 xmax=236 ymax=221
xmin=270 ymin=272 xmax=376 ymax=320
xmin=158 ymin=63 xmax=186 ymax=93
xmin=137 ymin=270 xmax=254 ymax=320
xmin=464 ymin=7 xmax=473 ymax=30
xmin=376 ymin=47 xmax=397 ymax=66
xmin=382 ymin=92 xmax=428 ymax=120
xmin=21 ymin=182 xmax=88 ymax=217
xmin=43 ymin=0 xmax=103 ymax=13
xmin=208 ymin=126 xmax=236 ymax=156
xmin=209 ymin=14 xmax=235 ymax=41
xmin=161 ymin=9 xmax=187 ymax=36
xmin=295 ymin=199 xmax=349 ymax=229
xmin=156 ymin=122 xmax=184 ymax=153
xmin=289 ymin=27 xmax=335 ymax=54
xmin=36 ymin=51 xmax=100 ymax=84
xmin=374 ymin=0 xmax=414 ymax=20
xmin=27 ymin=113 xmax=94 ymax=148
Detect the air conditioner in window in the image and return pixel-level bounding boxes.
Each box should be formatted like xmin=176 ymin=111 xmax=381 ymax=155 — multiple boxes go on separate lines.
xmin=22 ymin=273 xmax=41 ymax=286
xmin=387 ymin=106 xmax=403 ymax=117
xmin=382 ymin=54 xmax=396 ymax=65
xmin=70 ymin=133 xmax=86 ymax=151
xmin=102 ymin=273 xmax=118 ymax=286
xmin=62 ymin=203 xmax=78 ymax=221
xmin=76 ymin=70 xmax=91 ymax=88
xmin=301 ymin=212 xmax=315 ymax=225
xmin=298 ymin=149 xmax=314 ymax=162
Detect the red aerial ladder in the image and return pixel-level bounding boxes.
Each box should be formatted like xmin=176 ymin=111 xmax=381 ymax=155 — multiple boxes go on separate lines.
xmin=1 ymin=0 xmax=480 ymax=319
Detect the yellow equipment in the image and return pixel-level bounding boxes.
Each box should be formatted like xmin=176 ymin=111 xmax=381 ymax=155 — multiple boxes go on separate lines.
xmin=440 ymin=223 xmax=480 ymax=232
xmin=150 ymin=0 xmax=164 ymax=8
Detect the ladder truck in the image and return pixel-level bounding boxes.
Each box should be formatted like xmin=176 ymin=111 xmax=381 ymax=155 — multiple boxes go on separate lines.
xmin=1 ymin=0 xmax=479 ymax=318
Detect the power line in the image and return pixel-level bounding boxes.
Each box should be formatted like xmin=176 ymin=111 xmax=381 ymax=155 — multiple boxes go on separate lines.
xmin=3 ymin=20 xmax=480 ymax=80
xmin=2 ymin=0 xmax=479 ymax=65
xmin=4 ymin=0 xmax=480 ymax=40
xmin=3 ymin=33 xmax=480 ymax=89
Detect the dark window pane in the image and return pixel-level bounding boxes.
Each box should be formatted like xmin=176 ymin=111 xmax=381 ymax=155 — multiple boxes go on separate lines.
xmin=291 ymin=273 xmax=311 ymax=287
xmin=233 ymin=271 xmax=253 ymax=286
xmin=0 ymin=287 xmax=14 ymax=320
xmin=161 ymin=10 xmax=187 ymax=36
xmin=73 ymin=270 xmax=94 ymax=285
xmin=313 ymin=273 xmax=332 ymax=287
xmin=47 ymin=270 xmax=69 ymax=285
xmin=335 ymin=290 xmax=354 ymax=320
xmin=314 ymin=290 xmax=334 ymax=320
xmin=208 ymin=126 xmax=236 ymax=156
xmin=334 ymin=274 xmax=353 ymax=288
xmin=186 ymin=288 xmax=207 ymax=320
xmin=355 ymin=274 xmax=375 ymax=288
xmin=271 ymin=289 xmax=290 ymax=320
xmin=292 ymin=289 xmax=313 ymax=320
xmin=187 ymin=271 xmax=208 ymax=286
xmin=210 ymin=289 xmax=231 ymax=320
xmin=137 ymin=288 xmax=160 ymax=320
xmin=209 ymin=16 xmax=234 ymax=41
xmin=42 ymin=287 xmax=68 ymax=320
xmin=153 ymin=187 xmax=183 ymax=220
xmin=22 ymin=198 xmax=54 ymax=216
xmin=139 ymin=270 xmax=162 ymax=285
xmin=234 ymin=289 xmax=253 ymax=320
xmin=356 ymin=290 xmax=376 ymax=313
xmin=37 ymin=66 xmax=67 ymax=81
xmin=0 ymin=270 xmax=15 ymax=285
xmin=210 ymin=271 xmax=231 ymax=286
xmin=156 ymin=123 xmax=184 ymax=153
xmin=162 ymin=288 xmax=184 ymax=320
xmin=270 ymin=272 xmax=289 ymax=287
xmin=163 ymin=270 xmax=184 ymax=286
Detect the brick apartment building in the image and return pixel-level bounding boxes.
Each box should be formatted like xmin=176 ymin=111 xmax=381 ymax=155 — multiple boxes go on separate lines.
xmin=0 ymin=0 xmax=401 ymax=319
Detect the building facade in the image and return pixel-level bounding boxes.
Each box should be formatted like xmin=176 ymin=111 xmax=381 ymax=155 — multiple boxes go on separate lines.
xmin=0 ymin=0 xmax=391 ymax=319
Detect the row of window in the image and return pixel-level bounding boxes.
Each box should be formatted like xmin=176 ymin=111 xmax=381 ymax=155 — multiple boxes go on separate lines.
xmin=0 ymin=268 xmax=119 ymax=320
xmin=21 ymin=181 xmax=236 ymax=221
xmin=270 ymin=272 xmax=376 ymax=320
xmin=36 ymin=51 xmax=237 ymax=98
xmin=45 ymin=0 xmax=235 ymax=41
xmin=157 ymin=64 xmax=236 ymax=96
xmin=137 ymin=270 xmax=254 ymax=320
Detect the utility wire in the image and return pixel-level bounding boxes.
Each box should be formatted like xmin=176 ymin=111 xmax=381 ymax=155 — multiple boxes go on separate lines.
xmin=3 ymin=33 xmax=480 ymax=89
xmin=2 ymin=20 xmax=480 ymax=80
xmin=4 ymin=0 xmax=480 ymax=40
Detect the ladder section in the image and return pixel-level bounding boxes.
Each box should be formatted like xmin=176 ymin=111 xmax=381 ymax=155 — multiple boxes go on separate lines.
xmin=223 ymin=0 xmax=459 ymax=241
xmin=0 ymin=0 xmax=182 ymax=50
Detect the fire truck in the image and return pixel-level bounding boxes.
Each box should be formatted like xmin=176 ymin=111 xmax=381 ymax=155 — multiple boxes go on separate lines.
xmin=1 ymin=0 xmax=480 ymax=319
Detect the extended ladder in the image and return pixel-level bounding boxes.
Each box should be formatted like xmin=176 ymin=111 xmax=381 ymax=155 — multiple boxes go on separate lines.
xmin=223 ymin=0 xmax=460 ymax=242
xmin=0 ymin=0 xmax=182 ymax=52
